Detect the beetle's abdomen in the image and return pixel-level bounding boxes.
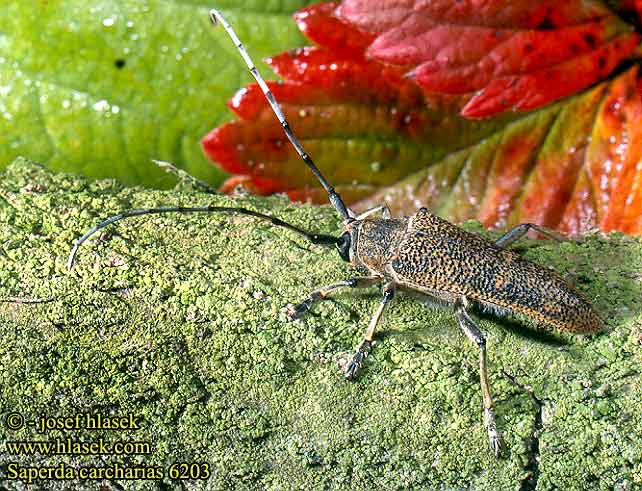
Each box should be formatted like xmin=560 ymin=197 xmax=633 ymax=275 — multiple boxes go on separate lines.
xmin=390 ymin=211 xmax=602 ymax=333
xmin=466 ymin=254 xmax=602 ymax=333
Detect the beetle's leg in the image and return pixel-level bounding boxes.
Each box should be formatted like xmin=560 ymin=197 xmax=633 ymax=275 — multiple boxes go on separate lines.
xmin=455 ymin=298 xmax=503 ymax=456
xmin=494 ymin=223 xmax=565 ymax=249
xmin=285 ymin=276 xmax=381 ymax=320
xmin=343 ymin=282 xmax=395 ymax=380
xmin=354 ymin=204 xmax=391 ymax=221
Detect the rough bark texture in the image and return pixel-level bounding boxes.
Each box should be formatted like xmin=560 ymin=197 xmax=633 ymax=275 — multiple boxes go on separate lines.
xmin=0 ymin=158 xmax=641 ymax=491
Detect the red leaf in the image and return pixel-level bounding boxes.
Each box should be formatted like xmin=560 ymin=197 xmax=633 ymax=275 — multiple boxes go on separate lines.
xmin=336 ymin=0 xmax=639 ymax=117
xmin=407 ymin=20 xmax=617 ymax=93
xmin=461 ymin=32 xmax=641 ymax=117
xmin=356 ymin=67 xmax=642 ymax=235
xmin=293 ymin=2 xmax=375 ymax=58
xmin=202 ymin=0 xmax=642 ymax=236
xmin=337 ymin=0 xmax=613 ymax=32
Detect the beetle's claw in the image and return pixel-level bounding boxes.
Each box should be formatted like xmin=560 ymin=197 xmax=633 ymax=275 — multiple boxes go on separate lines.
xmin=490 ymin=434 xmax=503 ymax=457
xmin=285 ymin=301 xmax=310 ymax=321
xmin=341 ymin=340 xmax=373 ymax=380
xmin=485 ymin=408 xmax=504 ymax=457
xmin=342 ymin=351 xmax=365 ymax=380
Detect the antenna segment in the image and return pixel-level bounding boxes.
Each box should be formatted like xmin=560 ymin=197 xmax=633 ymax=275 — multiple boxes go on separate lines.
xmin=208 ymin=9 xmax=353 ymax=222
xmin=66 ymin=206 xmax=338 ymax=270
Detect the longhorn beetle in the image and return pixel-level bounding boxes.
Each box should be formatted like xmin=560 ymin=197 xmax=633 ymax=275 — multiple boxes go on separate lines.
xmin=67 ymin=8 xmax=603 ymax=456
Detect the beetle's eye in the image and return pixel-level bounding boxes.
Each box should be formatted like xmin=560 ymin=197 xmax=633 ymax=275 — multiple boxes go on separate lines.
xmin=336 ymin=232 xmax=351 ymax=262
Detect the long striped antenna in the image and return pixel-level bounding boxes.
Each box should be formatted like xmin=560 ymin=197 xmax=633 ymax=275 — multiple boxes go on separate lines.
xmin=209 ymin=9 xmax=353 ymax=222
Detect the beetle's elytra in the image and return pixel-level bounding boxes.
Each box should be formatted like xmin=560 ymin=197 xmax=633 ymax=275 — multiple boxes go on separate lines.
xmin=68 ymin=8 xmax=603 ymax=457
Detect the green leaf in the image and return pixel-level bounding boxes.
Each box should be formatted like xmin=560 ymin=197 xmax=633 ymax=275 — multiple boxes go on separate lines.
xmin=0 ymin=0 xmax=316 ymax=187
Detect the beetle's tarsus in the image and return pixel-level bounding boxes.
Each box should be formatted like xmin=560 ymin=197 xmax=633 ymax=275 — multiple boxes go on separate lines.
xmin=342 ymin=340 xmax=372 ymax=380
xmin=342 ymin=355 xmax=363 ymax=380
xmin=285 ymin=299 xmax=315 ymax=321
xmin=485 ymin=408 xmax=504 ymax=457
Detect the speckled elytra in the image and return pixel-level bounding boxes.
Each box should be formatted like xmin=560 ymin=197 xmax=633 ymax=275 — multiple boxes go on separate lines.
xmin=67 ymin=8 xmax=603 ymax=457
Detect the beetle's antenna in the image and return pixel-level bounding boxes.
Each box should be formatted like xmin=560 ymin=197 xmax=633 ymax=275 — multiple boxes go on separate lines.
xmin=208 ymin=9 xmax=353 ymax=222
xmin=67 ymin=206 xmax=338 ymax=270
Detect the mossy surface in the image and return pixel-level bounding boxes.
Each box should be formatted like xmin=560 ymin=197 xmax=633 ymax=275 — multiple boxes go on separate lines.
xmin=0 ymin=158 xmax=641 ymax=491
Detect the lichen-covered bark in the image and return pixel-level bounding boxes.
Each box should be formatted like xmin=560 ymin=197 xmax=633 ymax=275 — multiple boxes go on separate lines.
xmin=0 ymin=158 xmax=641 ymax=491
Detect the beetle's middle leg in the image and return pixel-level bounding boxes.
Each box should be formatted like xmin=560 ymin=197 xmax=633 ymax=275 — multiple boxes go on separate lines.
xmin=343 ymin=281 xmax=395 ymax=380
xmin=285 ymin=276 xmax=381 ymax=320
xmin=455 ymin=297 xmax=503 ymax=456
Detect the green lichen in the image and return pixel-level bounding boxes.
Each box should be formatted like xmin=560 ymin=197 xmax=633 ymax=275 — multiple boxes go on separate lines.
xmin=0 ymin=157 xmax=641 ymax=490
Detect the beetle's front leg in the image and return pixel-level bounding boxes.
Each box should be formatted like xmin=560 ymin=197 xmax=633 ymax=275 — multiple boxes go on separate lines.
xmin=455 ymin=298 xmax=503 ymax=456
xmin=342 ymin=282 xmax=395 ymax=380
xmin=285 ymin=276 xmax=381 ymax=320
xmin=494 ymin=222 xmax=565 ymax=249
xmin=354 ymin=204 xmax=391 ymax=220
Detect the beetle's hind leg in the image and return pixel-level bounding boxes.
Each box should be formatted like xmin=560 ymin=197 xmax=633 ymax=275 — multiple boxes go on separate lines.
xmin=455 ymin=298 xmax=503 ymax=456
xmin=494 ymin=223 xmax=565 ymax=249
xmin=285 ymin=276 xmax=381 ymax=320
xmin=342 ymin=282 xmax=395 ymax=380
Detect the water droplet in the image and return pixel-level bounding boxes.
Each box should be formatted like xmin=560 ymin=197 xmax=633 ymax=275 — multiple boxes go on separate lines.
xmin=161 ymin=45 xmax=169 ymax=53
xmin=330 ymin=63 xmax=338 ymax=70
xmin=93 ymin=100 xmax=110 ymax=111
xmin=112 ymin=105 xmax=120 ymax=114
xmin=102 ymin=17 xmax=116 ymax=27
xmin=126 ymin=20 xmax=134 ymax=28
xmin=299 ymin=109 xmax=308 ymax=118
xmin=370 ymin=161 xmax=382 ymax=172
xmin=62 ymin=100 xmax=71 ymax=109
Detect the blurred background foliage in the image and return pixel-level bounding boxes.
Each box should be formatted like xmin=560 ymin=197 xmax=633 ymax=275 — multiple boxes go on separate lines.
xmin=0 ymin=0 xmax=317 ymax=188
